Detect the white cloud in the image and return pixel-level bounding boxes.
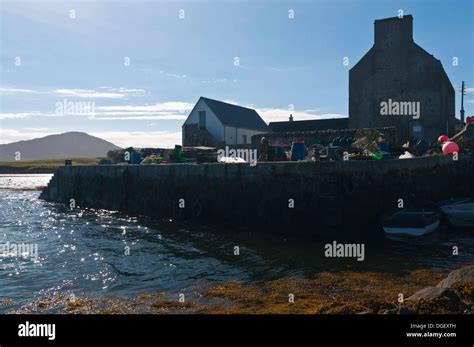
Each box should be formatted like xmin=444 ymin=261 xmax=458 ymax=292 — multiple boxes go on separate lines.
xmin=225 ymin=101 xmax=345 ymax=123
xmin=98 ymin=87 xmax=147 ymax=94
xmin=89 ymin=115 xmax=186 ymax=120
xmin=0 ymin=101 xmax=192 ymax=120
xmin=87 ymin=101 xmax=192 ymax=120
xmin=465 ymin=88 xmax=474 ymax=94
xmin=0 ymin=111 xmax=48 ymax=120
xmin=0 ymin=86 xmax=149 ymax=99
xmin=96 ymin=102 xmax=192 ymax=112
xmin=0 ymin=128 xmax=52 ymax=144
xmin=158 ymin=70 xmax=187 ymax=79
xmin=1 ymin=96 xmax=346 ymax=135
xmin=21 ymin=127 xmax=50 ymax=131
xmin=91 ymin=131 xmax=182 ymax=148
xmin=54 ymin=89 xmax=130 ymax=99
xmin=0 ymin=87 xmax=38 ymax=94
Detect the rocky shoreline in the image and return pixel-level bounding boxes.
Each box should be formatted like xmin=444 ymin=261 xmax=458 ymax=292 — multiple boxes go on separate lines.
xmin=4 ymin=266 xmax=472 ymax=314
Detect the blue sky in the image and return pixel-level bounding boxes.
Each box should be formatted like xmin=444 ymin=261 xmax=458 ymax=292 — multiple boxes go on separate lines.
xmin=1 ymin=0 xmax=473 ymax=147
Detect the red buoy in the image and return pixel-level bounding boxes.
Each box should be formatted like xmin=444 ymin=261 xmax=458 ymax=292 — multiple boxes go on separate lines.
xmin=438 ymin=135 xmax=449 ymax=143
xmin=442 ymin=141 xmax=459 ymax=155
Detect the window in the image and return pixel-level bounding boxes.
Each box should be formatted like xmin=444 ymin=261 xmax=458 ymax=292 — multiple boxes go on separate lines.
xmin=242 ymin=134 xmax=247 ymax=144
xmin=409 ymin=120 xmax=424 ymax=139
xmin=199 ymin=111 xmax=206 ymax=130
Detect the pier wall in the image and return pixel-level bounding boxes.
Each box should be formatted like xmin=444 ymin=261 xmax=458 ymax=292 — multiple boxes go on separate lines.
xmin=40 ymin=156 xmax=474 ymax=239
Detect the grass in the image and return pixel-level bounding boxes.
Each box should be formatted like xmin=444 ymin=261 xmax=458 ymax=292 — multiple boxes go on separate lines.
xmin=0 ymin=157 xmax=102 ymax=174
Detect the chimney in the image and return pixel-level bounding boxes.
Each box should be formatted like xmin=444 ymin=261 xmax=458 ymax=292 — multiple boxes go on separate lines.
xmin=289 ymin=114 xmax=294 ymax=122
xmin=374 ymin=15 xmax=413 ymax=47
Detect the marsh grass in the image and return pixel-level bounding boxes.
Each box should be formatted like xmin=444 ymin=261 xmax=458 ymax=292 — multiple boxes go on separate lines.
xmin=0 ymin=158 xmax=102 ymax=174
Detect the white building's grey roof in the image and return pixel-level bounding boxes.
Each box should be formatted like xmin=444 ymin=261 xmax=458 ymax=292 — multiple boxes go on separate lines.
xmin=200 ymin=97 xmax=269 ymax=131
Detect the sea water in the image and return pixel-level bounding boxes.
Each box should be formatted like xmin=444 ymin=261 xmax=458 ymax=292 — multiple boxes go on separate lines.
xmin=0 ymin=174 xmax=473 ymax=312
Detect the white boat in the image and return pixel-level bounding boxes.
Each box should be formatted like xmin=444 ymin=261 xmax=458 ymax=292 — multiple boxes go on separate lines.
xmin=438 ymin=198 xmax=474 ymax=227
xmin=382 ymin=208 xmax=441 ymax=236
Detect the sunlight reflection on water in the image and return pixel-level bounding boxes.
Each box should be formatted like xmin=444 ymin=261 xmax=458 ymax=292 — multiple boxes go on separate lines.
xmin=0 ymin=174 xmax=473 ymax=312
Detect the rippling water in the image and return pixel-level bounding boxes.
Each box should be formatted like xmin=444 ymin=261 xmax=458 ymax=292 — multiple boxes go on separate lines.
xmin=0 ymin=174 xmax=473 ymax=312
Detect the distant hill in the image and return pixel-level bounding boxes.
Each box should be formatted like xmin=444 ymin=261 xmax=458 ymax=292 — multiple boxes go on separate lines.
xmin=0 ymin=132 xmax=121 ymax=162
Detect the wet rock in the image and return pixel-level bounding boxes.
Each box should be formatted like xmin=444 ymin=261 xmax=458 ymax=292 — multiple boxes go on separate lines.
xmin=406 ymin=286 xmax=460 ymax=303
xmin=436 ymin=265 xmax=474 ymax=288
xmin=404 ymin=287 xmax=464 ymax=314
xmin=382 ymin=307 xmax=415 ymax=315
xmin=383 ymin=308 xmax=398 ymax=314
xmin=398 ymin=307 xmax=415 ymax=314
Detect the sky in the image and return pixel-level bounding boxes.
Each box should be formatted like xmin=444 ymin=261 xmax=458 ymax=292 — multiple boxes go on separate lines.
xmin=1 ymin=0 xmax=473 ymax=148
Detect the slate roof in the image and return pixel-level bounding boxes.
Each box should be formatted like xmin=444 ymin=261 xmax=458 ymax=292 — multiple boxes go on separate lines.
xmin=201 ymin=97 xmax=269 ymax=131
xmin=270 ymin=118 xmax=349 ymax=132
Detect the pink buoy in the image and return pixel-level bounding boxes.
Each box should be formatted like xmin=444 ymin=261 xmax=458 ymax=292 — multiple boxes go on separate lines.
xmin=442 ymin=141 xmax=459 ymax=155
xmin=438 ymin=135 xmax=449 ymax=143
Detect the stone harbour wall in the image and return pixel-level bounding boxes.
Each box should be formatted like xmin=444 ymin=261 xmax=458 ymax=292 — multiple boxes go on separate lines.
xmin=40 ymin=155 xmax=474 ymax=240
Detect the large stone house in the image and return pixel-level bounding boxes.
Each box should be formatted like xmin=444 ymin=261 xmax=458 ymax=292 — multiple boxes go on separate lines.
xmin=349 ymin=15 xmax=455 ymax=143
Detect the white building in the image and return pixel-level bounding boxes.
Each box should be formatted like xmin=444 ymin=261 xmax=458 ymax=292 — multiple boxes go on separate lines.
xmin=182 ymin=97 xmax=270 ymax=147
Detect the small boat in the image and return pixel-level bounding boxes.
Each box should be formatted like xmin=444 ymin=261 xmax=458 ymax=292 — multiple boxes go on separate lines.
xmin=438 ymin=197 xmax=474 ymax=227
xmin=382 ymin=208 xmax=441 ymax=236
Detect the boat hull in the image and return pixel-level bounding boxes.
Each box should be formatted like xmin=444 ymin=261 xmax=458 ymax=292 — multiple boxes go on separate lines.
xmin=382 ymin=208 xmax=441 ymax=237
xmin=383 ymin=220 xmax=440 ymax=236
xmin=440 ymin=202 xmax=474 ymax=227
